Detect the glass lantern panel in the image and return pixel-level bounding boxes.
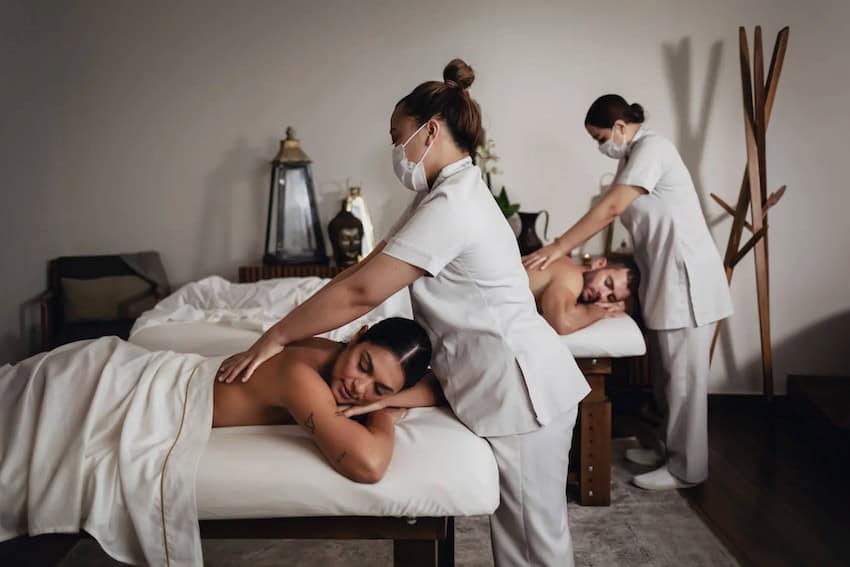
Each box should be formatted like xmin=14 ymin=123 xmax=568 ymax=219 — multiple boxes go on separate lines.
xmin=266 ymin=168 xmax=281 ymax=255
xmin=279 ymin=167 xmax=316 ymax=256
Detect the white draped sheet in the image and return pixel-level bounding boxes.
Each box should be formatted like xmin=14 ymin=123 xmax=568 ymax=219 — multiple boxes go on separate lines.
xmin=0 ymin=337 xmax=220 ymax=567
xmin=131 ymin=275 xmax=412 ymax=341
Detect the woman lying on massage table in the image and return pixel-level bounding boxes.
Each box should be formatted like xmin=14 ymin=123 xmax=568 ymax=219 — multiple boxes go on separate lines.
xmin=0 ymin=317 xmax=437 ymax=494
xmin=212 ymin=316 xmax=439 ymax=483
xmin=1 ymin=319 xmax=440 ymax=563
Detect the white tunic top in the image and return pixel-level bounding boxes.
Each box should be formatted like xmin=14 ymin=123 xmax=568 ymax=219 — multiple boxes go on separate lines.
xmin=384 ymin=157 xmax=589 ymax=437
xmin=615 ymin=129 xmax=734 ymax=330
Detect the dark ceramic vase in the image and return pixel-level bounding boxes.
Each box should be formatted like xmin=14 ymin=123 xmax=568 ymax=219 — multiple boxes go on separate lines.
xmin=517 ymin=210 xmax=550 ymax=256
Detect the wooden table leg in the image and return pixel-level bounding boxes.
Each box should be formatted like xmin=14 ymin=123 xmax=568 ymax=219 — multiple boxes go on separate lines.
xmin=437 ymin=517 xmax=455 ymax=567
xmin=579 ymin=398 xmax=612 ymax=506
xmin=394 ymin=539 xmax=438 ymax=567
xmin=577 ymin=371 xmax=612 ymax=506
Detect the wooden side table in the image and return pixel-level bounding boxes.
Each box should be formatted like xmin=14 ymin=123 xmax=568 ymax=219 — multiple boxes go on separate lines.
xmin=238 ymin=264 xmax=341 ymax=283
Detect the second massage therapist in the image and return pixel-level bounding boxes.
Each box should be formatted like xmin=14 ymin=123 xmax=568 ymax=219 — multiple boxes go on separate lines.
xmin=524 ymin=94 xmax=733 ymax=491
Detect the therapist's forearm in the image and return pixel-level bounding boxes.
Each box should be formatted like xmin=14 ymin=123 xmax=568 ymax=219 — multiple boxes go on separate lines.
xmin=263 ymin=253 xmax=423 ymax=348
xmin=330 ymin=241 xmax=387 ymax=286
xmin=553 ymin=184 xmax=642 ymax=254
xmin=266 ymin=279 xmax=377 ymax=346
xmin=554 ymin=205 xmax=617 ymax=254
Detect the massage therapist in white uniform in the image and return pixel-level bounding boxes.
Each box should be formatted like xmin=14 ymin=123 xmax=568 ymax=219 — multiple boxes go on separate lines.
xmin=217 ymin=59 xmax=590 ymax=566
xmin=524 ymin=94 xmax=733 ymax=491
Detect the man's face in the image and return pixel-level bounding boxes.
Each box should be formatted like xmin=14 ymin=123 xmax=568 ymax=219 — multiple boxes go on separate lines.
xmin=581 ymin=267 xmax=632 ymax=304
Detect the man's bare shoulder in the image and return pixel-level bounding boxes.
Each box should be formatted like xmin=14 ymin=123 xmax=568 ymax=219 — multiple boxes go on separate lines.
xmin=545 ymin=258 xmax=584 ymax=290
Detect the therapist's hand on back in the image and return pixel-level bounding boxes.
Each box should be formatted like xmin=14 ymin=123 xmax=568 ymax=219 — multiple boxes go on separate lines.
xmin=522 ymin=240 xmax=570 ymax=271
xmin=216 ymin=331 xmax=283 ymax=383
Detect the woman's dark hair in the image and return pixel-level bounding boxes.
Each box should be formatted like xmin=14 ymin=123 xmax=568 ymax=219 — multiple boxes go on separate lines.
xmin=585 ymin=94 xmax=646 ymax=128
xmin=356 ymin=317 xmax=432 ymax=390
xmin=395 ymin=58 xmax=485 ymax=157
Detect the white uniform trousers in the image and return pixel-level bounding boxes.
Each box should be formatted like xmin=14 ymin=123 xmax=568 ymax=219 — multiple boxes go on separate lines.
xmin=650 ymin=323 xmax=716 ymax=483
xmin=486 ymin=405 xmax=579 ymax=567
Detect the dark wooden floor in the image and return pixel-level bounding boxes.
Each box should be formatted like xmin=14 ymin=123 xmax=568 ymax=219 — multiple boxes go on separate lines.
xmin=683 ymin=396 xmax=850 ymax=567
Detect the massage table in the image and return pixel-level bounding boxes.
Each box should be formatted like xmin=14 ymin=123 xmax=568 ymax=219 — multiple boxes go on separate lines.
xmin=130 ymin=322 xmax=498 ymax=567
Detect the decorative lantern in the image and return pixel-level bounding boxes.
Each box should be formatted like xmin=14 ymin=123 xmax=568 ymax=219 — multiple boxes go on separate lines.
xmin=263 ymin=127 xmax=328 ymax=265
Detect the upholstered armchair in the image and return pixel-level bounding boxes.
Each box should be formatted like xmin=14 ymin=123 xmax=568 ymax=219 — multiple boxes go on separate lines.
xmin=39 ymin=252 xmax=170 ymax=350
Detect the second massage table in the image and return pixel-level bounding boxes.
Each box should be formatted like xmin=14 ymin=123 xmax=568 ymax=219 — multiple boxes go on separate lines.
xmin=560 ymin=317 xmax=647 ymax=505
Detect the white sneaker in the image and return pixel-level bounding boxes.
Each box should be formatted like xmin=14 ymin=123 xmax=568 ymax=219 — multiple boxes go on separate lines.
xmin=625 ymin=447 xmax=664 ymax=467
xmin=633 ymin=465 xmax=698 ymax=491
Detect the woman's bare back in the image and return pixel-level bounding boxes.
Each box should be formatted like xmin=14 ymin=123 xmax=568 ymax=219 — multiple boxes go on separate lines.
xmin=212 ymin=338 xmax=342 ymax=427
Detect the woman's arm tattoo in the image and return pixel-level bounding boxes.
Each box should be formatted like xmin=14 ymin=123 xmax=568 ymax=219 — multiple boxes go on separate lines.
xmin=335 ymin=451 xmax=347 ymax=464
xmin=304 ymin=412 xmax=316 ymax=433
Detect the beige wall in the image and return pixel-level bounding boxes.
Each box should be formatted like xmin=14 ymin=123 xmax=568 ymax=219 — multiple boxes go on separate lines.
xmin=3 ymin=0 xmax=849 ymax=392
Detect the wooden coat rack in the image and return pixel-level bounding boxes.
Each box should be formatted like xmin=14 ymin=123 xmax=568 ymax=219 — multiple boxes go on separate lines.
xmin=710 ymin=26 xmax=789 ymax=402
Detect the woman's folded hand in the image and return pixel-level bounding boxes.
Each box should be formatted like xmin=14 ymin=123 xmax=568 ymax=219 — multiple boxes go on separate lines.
xmin=336 ymin=399 xmax=388 ymax=418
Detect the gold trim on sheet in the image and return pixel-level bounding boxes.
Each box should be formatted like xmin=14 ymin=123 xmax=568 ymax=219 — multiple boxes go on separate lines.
xmin=159 ymin=364 xmax=200 ymax=567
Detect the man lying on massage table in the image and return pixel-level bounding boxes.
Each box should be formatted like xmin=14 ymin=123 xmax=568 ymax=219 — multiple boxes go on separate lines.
xmin=527 ymin=256 xmax=640 ymax=334
xmin=213 ymin=316 xmax=441 ymax=483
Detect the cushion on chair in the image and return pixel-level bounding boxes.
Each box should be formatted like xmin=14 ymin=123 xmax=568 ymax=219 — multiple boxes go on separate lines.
xmin=45 ymin=252 xmax=168 ymax=348
xmin=62 ymin=276 xmax=156 ymax=322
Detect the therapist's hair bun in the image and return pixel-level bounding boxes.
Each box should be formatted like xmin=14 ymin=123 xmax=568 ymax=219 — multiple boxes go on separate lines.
xmin=396 ymin=58 xmax=485 ymax=157
xmin=443 ymin=58 xmax=475 ymax=90
xmin=585 ymin=94 xmax=648 ymax=128
xmin=626 ymin=103 xmax=645 ymax=124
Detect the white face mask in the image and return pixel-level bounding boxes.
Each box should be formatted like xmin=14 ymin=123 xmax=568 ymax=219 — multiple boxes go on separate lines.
xmin=599 ymin=123 xmax=629 ymax=159
xmin=392 ymin=122 xmax=434 ymax=192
